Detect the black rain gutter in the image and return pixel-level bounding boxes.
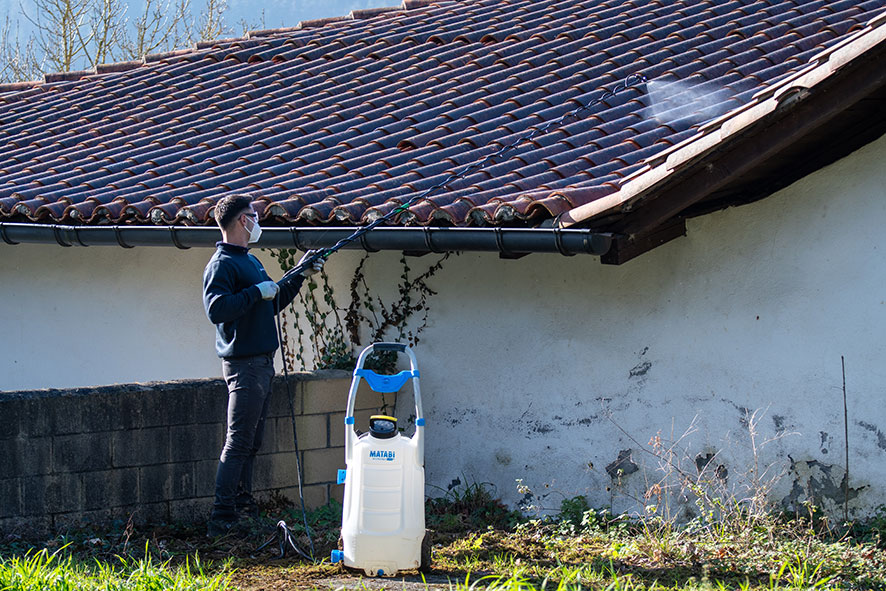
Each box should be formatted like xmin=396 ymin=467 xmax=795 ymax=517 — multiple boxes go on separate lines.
xmin=0 ymin=222 xmax=613 ymax=256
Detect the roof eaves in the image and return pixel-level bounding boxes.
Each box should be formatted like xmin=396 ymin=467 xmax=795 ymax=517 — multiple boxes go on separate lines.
xmin=0 ymin=222 xmax=614 ymax=257
xmin=558 ymin=12 xmax=886 ymax=229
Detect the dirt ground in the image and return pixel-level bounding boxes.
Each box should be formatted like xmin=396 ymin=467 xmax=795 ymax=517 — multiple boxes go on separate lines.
xmin=231 ymin=568 xmax=461 ymax=591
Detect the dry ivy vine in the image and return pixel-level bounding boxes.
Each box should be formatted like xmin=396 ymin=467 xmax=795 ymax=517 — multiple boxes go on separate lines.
xmin=268 ymin=249 xmax=452 ymax=372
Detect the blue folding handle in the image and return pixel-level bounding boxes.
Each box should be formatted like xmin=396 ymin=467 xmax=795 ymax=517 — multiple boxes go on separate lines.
xmin=355 ymin=368 xmax=419 ymax=393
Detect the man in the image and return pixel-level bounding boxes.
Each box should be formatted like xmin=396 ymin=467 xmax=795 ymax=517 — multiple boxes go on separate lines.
xmin=202 ymin=194 xmax=324 ymax=537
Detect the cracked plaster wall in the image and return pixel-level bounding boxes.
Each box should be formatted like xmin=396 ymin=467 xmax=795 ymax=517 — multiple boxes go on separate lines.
xmin=2 ymin=136 xmax=886 ymax=519
xmin=400 ymin=132 xmax=886 ymax=519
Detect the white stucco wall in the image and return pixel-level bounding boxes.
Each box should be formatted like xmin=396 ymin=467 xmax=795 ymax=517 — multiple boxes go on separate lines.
xmin=0 ymin=245 xmax=224 ymax=389
xmin=2 ymin=132 xmax=885 ymax=517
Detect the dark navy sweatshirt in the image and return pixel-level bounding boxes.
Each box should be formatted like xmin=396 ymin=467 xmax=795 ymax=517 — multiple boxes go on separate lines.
xmin=202 ymin=242 xmax=305 ymax=358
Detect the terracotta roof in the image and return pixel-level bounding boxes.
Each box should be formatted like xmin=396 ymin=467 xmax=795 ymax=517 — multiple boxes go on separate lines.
xmin=0 ymin=0 xmax=883 ymax=230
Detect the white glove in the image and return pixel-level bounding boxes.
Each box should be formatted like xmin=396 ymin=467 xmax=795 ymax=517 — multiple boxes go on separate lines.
xmin=256 ymin=280 xmax=279 ymax=300
xmin=298 ymin=250 xmax=326 ymax=277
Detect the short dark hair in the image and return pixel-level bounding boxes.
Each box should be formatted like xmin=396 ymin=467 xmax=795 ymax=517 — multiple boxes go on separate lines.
xmin=214 ymin=194 xmax=253 ymax=229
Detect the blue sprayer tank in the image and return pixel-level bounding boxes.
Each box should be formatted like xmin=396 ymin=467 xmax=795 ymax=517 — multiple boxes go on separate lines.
xmin=331 ymin=343 xmax=428 ymax=577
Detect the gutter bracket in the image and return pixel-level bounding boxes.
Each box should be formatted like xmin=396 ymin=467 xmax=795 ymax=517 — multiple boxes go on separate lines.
xmin=169 ymin=226 xmax=190 ymax=250
xmin=114 ymin=226 xmax=135 ymax=248
xmin=0 ymin=224 xmax=19 ymax=245
xmin=53 ymin=225 xmax=73 ymax=247
xmin=494 ymin=227 xmax=530 ymax=259
xmin=288 ymin=227 xmax=301 ymax=250
xmin=359 ymin=231 xmax=380 ymax=253
xmin=423 ymin=227 xmax=443 ymax=253
xmin=554 ymin=228 xmax=576 ymax=256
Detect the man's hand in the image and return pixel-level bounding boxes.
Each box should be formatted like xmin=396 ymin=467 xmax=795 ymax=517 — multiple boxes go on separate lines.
xmin=256 ymin=280 xmax=279 ymax=300
xmin=298 ymin=250 xmax=326 ymax=277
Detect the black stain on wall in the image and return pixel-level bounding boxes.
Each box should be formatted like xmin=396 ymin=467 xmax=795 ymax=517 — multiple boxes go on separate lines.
xmin=606 ymin=449 xmax=638 ymax=479
xmin=695 ymin=452 xmax=728 ymax=482
xmin=857 ymin=421 xmax=886 ymax=452
xmin=773 ymin=414 xmax=786 ymax=434
xmin=629 ymin=361 xmax=652 ymax=378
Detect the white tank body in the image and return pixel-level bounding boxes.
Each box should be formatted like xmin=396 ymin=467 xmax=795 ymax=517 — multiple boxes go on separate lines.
xmin=340 ymin=430 xmax=425 ymax=576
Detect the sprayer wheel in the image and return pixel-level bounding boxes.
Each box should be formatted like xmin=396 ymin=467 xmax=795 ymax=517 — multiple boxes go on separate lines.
xmin=419 ymin=532 xmax=432 ymax=573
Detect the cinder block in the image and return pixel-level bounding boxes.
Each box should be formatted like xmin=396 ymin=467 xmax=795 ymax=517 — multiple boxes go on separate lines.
xmin=139 ymin=463 xmax=194 ymax=503
xmin=0 ymin=515 xmax=51 ymax=537
xmin=143 ymin=388 xmax=204 ymax=428
xmin=329 ymin=482 xmax=344 ymax=505
xmin=329 ymin=409 xmax=380 ymax=443
xmin=0 ymin=400 xmax=22 ymax=439
xmin=302 ymin=377 xmax=351 ymax=415
xmin=0 ymin=436 xmax=51 ymax=477
xmin=254 ymin=452 xmax=301 ymax=491
xmin=132 ymin=501 xmax=169 ymax=525
xmin=276 ymin=415 xmax=328 ymax=452
xmin=268 ymin=376 xmax=302 ymax=418
xmin=23 ymin=474 xmax=81 ymax=515
xmin=53 ymin=433 xmax=112 ymax=473
xmin=50 ymin=396 xmax=84 ymax=435
xmin=82 ymin=468 xmax=139 ymax=511
xmin=113 ymin=427 xmax=169 ymax=467
xmin=109 ymin=392 xmax=146 ymax=430
xmin=303 ymin=448 xmax=343 ymax=485
xmin=55 ymin=507 xmax=134 ymax=531
xmin=354 ymin=381 xmax=397 ymax=411
xmin=78 ymin=395 xmax=119 ymax=433
xmin=190 ymin=383 xmax=228 ymax=423
xmin=194 ymin=460 xmax=218 ymax=498
xmin=169 ymin=498 xmax=212 ymax=524
xmin=328 ymin=413 xmax=346 ymax=447
xmin=154 ymin=389 xmax=192 ymax=428
xmin=274 ymin=484 xmax=328 ymax=510
xmin=0 ymin=479 xmax=20 ymax=518
xmin=21 ymin=398 xmax=52 ymax=437
xmin=169 ymin=423 xmax=224 ymax=462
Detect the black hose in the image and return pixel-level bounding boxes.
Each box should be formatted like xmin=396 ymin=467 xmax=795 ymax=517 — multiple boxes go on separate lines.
xmin=260 ymin=292 xmax=315 ymax=561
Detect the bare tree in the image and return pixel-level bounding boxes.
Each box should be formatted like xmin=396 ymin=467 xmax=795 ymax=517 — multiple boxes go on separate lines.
xmin=0 ymin=0 xmax=235 ymax=82
xmin=0 ymin=16 xmax=43 ymax=82
xmin=121 ymin=0 xmax=193 ymax=60
xmin=84 ymin=0 xmax=126 ymax=65
xmin=195 ymin=0 xmax=229 ymax=41
xmin=23 ymin=0 xmax=95 ymax=72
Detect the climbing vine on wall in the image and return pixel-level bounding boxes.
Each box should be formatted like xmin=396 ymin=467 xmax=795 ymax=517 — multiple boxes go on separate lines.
xmin=268 ymin=249 xmax=452 ymax=372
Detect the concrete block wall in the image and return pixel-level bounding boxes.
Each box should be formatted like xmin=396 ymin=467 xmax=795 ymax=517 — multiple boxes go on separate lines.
xmin=0 ymin=371 xmax=393 ymax=535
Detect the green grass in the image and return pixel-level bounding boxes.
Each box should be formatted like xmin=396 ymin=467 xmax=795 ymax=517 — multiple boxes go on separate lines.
xmin=425 ymin=490 xmax=886 ymax=591
xmin=2 ymin=493 xmax=886 ymax=590
xmin=0 ymin=545 xmax=232 ymax=591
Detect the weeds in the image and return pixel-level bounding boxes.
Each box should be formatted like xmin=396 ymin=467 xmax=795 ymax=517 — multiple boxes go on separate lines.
xmin=5 ymin=407 xmax=886 ymax=590
xmin=0 ymin=545 xmax=231 ymax=591
xmin=427 ymin=479 xmax=524 ymax=533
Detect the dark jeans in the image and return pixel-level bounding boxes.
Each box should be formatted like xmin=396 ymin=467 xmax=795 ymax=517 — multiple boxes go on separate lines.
xmin=211 ymin=352 xmax=275 ymax=521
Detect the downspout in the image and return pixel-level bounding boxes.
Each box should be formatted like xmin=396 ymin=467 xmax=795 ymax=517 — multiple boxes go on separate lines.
xmin=0 ymin=223 xmax=613 ymax=256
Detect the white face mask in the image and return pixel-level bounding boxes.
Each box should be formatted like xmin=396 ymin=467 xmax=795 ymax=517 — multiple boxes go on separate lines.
xmin=246 ymin=216 xmax=262 ymax=244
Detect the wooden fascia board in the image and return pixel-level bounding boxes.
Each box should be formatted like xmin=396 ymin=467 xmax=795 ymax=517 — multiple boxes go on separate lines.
xmin=559 ymin=20 xmax=886 ymax=235
xmin=610 ymin=47 xmax=886 ymax=239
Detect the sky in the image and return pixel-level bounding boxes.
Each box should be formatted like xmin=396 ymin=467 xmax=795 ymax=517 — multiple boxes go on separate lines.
xmin=226 ymin=0 xmax=401 ymax=31
xmin=1 ymin=0 xmax=401 ymax=42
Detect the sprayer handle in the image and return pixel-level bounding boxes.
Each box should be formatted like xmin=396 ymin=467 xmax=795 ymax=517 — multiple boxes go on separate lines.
xmin=281 ymin=250 xmax=329 ymax=282
xmin=372 ymin=343 xmax=407 ymax=353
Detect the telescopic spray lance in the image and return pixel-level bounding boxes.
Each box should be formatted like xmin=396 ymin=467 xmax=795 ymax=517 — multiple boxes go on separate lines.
xmin=264 ymin=73 xmax=647 ymax=560
xmin=278 ymin=73 xmax=647 ymax=281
